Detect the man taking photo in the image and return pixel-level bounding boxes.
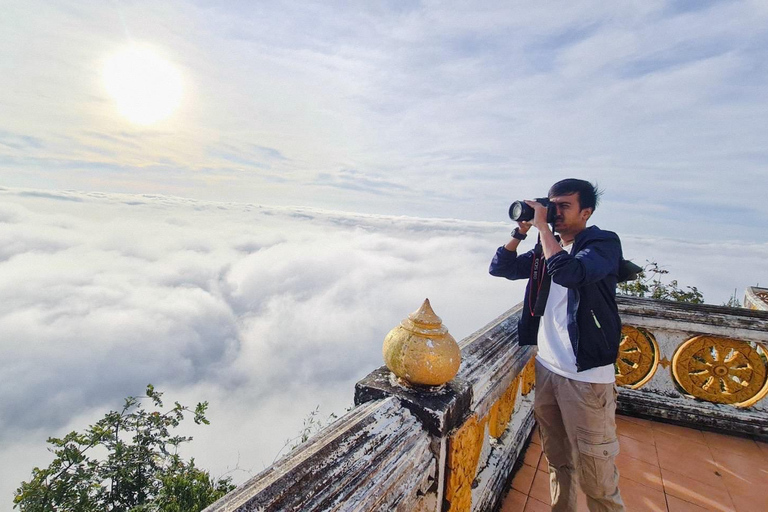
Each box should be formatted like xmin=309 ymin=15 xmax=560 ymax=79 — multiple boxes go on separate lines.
xmin=489 ymin=178 xmax=625 ymax=512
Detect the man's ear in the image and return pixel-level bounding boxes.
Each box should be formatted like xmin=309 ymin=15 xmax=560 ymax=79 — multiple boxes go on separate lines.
xmin=581 ymin=208 xmax=593 ymax=222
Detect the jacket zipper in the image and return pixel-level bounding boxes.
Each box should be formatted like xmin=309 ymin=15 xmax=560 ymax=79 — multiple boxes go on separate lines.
xmin=591 ymin=309 xmax=610 ymax=350
xmin=591 ymin=310 xmax=602 ymax=328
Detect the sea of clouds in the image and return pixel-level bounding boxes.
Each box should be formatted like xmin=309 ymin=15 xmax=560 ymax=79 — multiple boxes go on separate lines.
xmin=1 ymin=187 xmax=766 ymax=503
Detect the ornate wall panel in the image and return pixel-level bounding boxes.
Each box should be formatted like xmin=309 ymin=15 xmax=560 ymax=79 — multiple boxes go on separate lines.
xmin=615 ymin=326 xmax=660 ymax=389
xmin=488 ymin=376 xmax=520 ymax=439
xmin=521 ymin=357 xmax=536 ymax=396
xmin=672 ymin=336 xmax=768 ymax=408
xmin=445 ymin=413 xmax=488 ymax=512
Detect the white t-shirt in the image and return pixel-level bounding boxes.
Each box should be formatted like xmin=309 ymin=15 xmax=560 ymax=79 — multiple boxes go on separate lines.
xmin=535 ymin=243 xmax=615 ymax=384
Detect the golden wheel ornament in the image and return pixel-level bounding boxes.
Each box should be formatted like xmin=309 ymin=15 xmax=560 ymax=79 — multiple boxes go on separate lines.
xmin=615 ymin=326 xmax=659 ymax=389
xmin=672 ymin=336 xmax=768 ymax=408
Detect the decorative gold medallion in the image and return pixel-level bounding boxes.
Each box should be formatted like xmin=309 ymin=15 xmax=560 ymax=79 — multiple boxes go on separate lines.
xmin=489 ymin=376 xmax=520 ymax=438
xmin=672 ymin=336 xmax=768 ymax=408
xmin=615 ymin=326 xmax=660 ymax=389
xmin=446 ymin=413 xmax=488 ymax=512
xmin=521 ymin=357 xmax=536 ymax=395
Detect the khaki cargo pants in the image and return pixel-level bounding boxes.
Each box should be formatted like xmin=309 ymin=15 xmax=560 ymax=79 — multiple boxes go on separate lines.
xmin=533 ymin=360 xmax=625 ymax=512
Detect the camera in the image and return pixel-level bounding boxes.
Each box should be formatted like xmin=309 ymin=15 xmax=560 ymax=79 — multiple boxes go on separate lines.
xmin=509 ymin=197 xmax=557 ymax=223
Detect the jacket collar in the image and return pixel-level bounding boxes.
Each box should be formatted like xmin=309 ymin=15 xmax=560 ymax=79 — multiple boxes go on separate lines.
xmin=572 ymin=225 xmax=600 ymax=249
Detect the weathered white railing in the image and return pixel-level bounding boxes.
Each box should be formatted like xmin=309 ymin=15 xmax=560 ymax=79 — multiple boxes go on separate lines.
xmin=205 ymin=304 xmax=536 ymax=512
xmin=745 ymin=285 xmax=768 ymax=311
xmin=206 ymin=397 xmax=436 ymax=511
xmin=614 ymin=294 xmax=768 ymax=436
xmin=204 ymin=292 xmax=768 ymax=511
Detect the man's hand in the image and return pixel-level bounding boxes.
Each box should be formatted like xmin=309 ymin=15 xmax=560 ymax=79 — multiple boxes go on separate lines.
xmin=524 ymin=200 xmax=564 ymax=259
xmin=504 ymin=219 xmax=533 ymax=252
xmin=524 ymin=200 xmax=549 ymax=231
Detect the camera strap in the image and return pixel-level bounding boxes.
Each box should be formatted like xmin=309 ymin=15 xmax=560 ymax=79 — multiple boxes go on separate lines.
xmin=528 ymin=234 xmax=552 ymax=317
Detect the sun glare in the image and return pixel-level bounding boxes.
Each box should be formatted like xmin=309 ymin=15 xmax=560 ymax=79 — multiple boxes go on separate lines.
xmin=103 ymin=45 xmax=183 ymax=125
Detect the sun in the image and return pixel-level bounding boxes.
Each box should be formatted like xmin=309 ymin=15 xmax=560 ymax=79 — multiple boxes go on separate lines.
xmin=103 ymin=45 xmax=183 ymax=125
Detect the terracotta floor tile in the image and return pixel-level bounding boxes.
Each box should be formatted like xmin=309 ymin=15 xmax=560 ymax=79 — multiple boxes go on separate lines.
xmin=657 ymin=448 xmax=725 ymax=489
xmin=537 ymin=453 xmax=549 ymax=472
xmin=666 ymin=494 xmax=709 ymax=512
xmin=499 ymin=489 xmax=528 ymax=512
xmin=652 ymin=422 xmax=708 ymax=445
xmin=616 ymin=416 xmax=655 ymax=444
xmin=653 ymin=429 xmax=727 ymax=488
xmin=509 ymin=419 xmax=768 ymax=512
xmin=755 ymin=440 xmax=768 ymax=462
xmin=661 ymin=467 xmax=736 ymax=512
xmin=711 ymin=449 xmax=768 ymax=485
xmin=715 ymin=471 xmax=761 ymax=498
xmin=523 ymin=442 xmax=542 ymax=468
xmin=619 ymin=433 xmax=660 ymax=466
xmin=728 ymin=489 xmax=768 ymax=512
xmin=703 ymin=431 xmax=761 ymax=460
xmin=653 ymin=429 xmax=712 ymax=456
xmin=618 ymin=476 xmax=668 ymax=512
xmin=523 ymin=497 xmax=550 ymax=512
xmin=616 ymin=452 xmax=664 ymax=491
xmin=716 ymin=454 xmax=768 ymax=512
xmin=720 ymin=472 xmax=768 ymax=499
xmin=528 ymin=469 xmax=551 ymax=506
xmin=616 ymin=413 xmax=656 ymax=428
xmin=511 ymin=463 xmax=537 ymax=494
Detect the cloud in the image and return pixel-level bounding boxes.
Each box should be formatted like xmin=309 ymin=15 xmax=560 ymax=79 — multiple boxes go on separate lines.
xmin=0 ymin=130 xmax=45 ymax=151
xmin=1 ymin=1 xmax=767 ymax=238
xmin=314 ymin=168 xmax=408 ymax=195
xmin=2 ymin=187 xmax=766 ymax=503
xmin=0 ymin=188 xmax=518 ymax=500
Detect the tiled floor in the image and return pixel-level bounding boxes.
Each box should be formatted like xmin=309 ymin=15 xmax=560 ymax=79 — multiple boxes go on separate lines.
xmin=500 ymin=413 xmax=768 ymax=512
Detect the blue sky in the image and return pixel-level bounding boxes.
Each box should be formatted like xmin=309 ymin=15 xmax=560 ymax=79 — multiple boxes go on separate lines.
xmin=2 ymin=0 xmax=767 ymax=238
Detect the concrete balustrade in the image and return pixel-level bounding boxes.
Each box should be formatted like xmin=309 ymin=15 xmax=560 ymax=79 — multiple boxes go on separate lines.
xmin=204 ymin=294 xmax=768 ymax=512
xmin=615 ymin=296 xmax=768 ymax=437
xmin=205 ymin=397 xmax=436 ymax=511
xmin=745 ymin=285 xmax=768 ymax=311
xmin=204 ymin=302 xmax=536 ymax=512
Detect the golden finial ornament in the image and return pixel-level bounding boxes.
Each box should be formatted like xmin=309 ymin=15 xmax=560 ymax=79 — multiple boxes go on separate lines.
xmin=382 ymin=299 xmax=461 ymax=387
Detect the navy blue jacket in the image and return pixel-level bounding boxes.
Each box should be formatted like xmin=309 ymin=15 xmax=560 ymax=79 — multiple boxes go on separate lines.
xmin=489 ymin=225 xmax=623 ymax=372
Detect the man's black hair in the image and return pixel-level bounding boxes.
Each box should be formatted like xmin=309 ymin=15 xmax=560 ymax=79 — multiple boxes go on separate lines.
xmin=548 ymin=178 xmax=601 ymax=211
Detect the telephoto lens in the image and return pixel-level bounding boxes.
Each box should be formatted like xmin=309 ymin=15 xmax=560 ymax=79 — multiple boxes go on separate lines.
xmin=508 ymin=198 xmax=557 ymax=223
xmin=509 ymin=201 xmax=533 ymax=222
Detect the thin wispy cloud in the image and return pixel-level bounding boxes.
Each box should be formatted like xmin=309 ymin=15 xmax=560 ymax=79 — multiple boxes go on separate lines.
xmin=1 ymin=1 xmax=766 ymax=235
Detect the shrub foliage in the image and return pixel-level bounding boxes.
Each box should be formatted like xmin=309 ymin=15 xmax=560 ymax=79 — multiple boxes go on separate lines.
xmin=14 ymin=385 xmax=235 ymax=512
xmin=618 ymin=261 xmax=704 ymax=304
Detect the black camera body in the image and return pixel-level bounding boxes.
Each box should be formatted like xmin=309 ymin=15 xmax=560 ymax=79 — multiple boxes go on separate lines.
xmin=509 ymin=197 xmax=557 ymax=223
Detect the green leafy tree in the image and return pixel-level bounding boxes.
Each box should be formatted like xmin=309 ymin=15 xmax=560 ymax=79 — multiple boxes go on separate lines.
xmin=14 ymin=385 xmax=235 ymax=512
xmin=618 ymin=261 xmax=704 ymax=304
